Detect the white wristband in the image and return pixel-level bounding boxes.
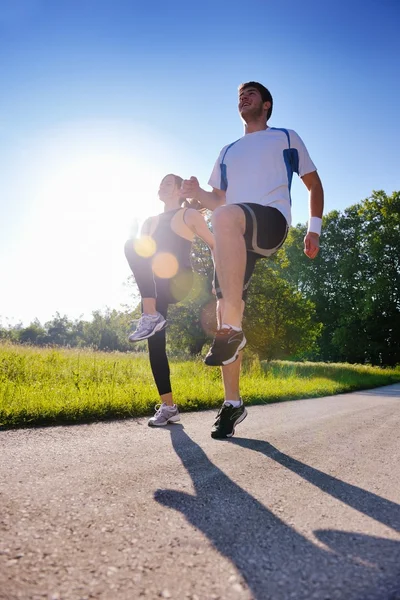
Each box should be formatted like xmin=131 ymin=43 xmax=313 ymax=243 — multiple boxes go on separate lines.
xmin=307 ymin=216 xmax=322 ymax=235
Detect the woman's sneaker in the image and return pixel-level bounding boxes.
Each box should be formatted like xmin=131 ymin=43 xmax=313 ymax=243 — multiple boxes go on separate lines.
xmin=211 ymin=401 xmax=247 ymax=439
xmin=148 ymin=403 xmax=180 ymax=427
xmin=128 ymin=312 xmax=166 ymax=342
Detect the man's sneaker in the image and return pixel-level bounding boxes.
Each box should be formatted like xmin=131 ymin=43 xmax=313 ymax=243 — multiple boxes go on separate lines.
xmin=211 ymin=402 xmax=247 ymax=439
xmin=128 ymin=312 xmax=166 ymax=342
xmin=204 ymin=327 xmax=247 ymax=366
xmin=148 ymin=403 xmax=180 ymax=427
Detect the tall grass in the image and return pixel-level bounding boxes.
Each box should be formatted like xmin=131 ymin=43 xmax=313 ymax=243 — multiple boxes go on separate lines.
xmin=1 ymin=342 xmax=399 ymax=429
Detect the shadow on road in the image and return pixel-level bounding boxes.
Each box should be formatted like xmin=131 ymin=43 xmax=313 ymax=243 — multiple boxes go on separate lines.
xmin=231 ymin=437 xmax=400 ymax=533
xmin=154 ymin=426 xmax=400 ymax=600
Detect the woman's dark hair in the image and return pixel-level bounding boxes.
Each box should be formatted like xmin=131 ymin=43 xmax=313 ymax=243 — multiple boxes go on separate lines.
xmin=161 ymin=173 xmax=206 ymax=212
xmin=238 ymin=81 xmax=273 ymax=122
xmin=161 ymin=173 xmax=183 ymax=190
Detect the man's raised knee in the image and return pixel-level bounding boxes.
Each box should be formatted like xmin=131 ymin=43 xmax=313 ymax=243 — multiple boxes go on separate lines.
xmin=211 ymin=205 xmax=245 ymax=232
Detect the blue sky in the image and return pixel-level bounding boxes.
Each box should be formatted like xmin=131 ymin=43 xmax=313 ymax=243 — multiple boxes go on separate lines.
xmin=1 ymin=0 xmax=399 ymax=326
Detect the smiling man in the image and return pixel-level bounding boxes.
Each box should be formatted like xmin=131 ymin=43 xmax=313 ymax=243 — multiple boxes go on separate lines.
xmin=181 ymin=81 xmax=324 ymax=439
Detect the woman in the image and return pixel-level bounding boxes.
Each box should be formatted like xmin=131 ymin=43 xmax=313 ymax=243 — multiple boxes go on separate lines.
xmin=124 ymin=173 xmax=214 ymax=427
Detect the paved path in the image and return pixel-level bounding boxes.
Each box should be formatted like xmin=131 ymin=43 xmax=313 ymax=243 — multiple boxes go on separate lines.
xmin=1 ymin=385 xmax=400 ymax=600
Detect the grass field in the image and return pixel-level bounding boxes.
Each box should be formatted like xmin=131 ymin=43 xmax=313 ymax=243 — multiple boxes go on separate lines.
xmin=1 ymin=342 xmax=399 ymax=429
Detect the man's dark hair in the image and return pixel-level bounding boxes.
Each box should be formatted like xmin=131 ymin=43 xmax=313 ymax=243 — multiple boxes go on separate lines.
xmin=238 ymin=81 xmax=273 ymax=122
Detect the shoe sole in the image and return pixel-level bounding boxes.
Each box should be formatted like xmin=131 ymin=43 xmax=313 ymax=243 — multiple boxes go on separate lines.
xmin=129 ymin=320 xmax=167 ymax=342
xmin=211 ymin=408 xmax=248 ymax=439
xmin=205 ymin=335 xmax=247 ymax=367
xmin=222 ymin=335 xmax=247 ymax=365
xmin=148 ymin=414 xmax=181 ymax=428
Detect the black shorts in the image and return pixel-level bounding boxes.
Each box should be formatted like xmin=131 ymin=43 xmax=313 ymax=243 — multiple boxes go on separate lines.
xmin=214 ymin=204 xmax=288 ymax=300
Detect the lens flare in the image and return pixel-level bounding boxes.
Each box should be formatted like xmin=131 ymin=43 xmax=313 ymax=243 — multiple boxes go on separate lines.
xmin=152 ymin=252 xmax=179 ymax=279
xmin=170 ymin=270 xmax=194 ymax=302
xmin=134 ymin=236 xmax=156 ymax=257
xmin=189 ymin=272 xmax=206 ymax=302
xmin=200 ymin=299 xmax=218 ymax=336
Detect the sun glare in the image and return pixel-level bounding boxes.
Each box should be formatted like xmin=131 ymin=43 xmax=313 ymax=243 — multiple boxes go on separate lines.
xmin=35 ymin=149 xmax=156 ymax=239
xmin=134 ymin=236 xmax=157 ymax=258
xmin=14 ymin=121 xmax=176 ymax=322
xmin=152 ymin=252 xmax=179 ymax=279
xmin=25 ymin=120 xmax=175 ymax=237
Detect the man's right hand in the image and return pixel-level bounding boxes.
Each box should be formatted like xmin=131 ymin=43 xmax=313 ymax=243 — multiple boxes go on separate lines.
xmin=181 ymin=176 xmax=200 ymax=199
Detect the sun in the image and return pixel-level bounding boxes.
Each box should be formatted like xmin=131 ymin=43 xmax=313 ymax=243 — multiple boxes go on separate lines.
xmin=31 ymin=130 xmax=162 ymax=242
xmin=40 ymin=152 xmax=150 ymax=239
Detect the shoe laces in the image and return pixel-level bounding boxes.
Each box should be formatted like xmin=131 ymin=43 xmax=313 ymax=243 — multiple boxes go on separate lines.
xmin=153 ymin=403 xmax=163 ymax=416
xmin=134 ymin=314 xmax=157 ymax=332
xmin=214 ymin=403 xmax=231 ymax=423
xmin=153 ymin=403 xmax=173 ymax=416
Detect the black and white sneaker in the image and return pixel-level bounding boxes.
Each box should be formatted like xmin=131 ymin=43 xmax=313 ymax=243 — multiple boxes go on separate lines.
xmin=211 ymin=402 xmax=248 ymax=439
xmin=204 ymin=327 xmax=247 ymax=366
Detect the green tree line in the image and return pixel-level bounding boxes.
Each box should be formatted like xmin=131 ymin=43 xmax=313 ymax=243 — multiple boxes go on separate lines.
xmin=1 ymin=191 xmax=398 ymax=366
xmin=278 ymin=190 xmax=400 ymax=365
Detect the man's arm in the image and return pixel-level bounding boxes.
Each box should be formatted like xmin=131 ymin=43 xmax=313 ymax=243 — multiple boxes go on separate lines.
xmin=181 ymin=177 xmax=226 ymax=212
xmin=301 ymin=170 xmax=324 ymax=260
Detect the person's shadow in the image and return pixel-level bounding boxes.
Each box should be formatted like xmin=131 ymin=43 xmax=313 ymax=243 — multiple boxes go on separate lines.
xmin=154 ymin=426 xmax=400 ymax=600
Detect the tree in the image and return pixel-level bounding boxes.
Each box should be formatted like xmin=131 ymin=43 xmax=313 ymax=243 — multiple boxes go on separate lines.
xmin=81 ymin=309 xmax=131 ymax=352
xmin=42 ymin=313 xmax=76 ymax=347
xmin=189 ymin=228 xmax=215 ymax=282
xmin=167 ymin=273 xmax=215 ymax=356
xmin=243 ymin=260 xmax=321 ymax=360
xmin=17 ymin=320 xmax=46 ymax=345
xmin=278 ymin=190 xmax=400 ymax=365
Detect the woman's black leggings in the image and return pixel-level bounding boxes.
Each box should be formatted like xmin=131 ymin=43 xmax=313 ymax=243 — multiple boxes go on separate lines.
xmin=124 ymin=240 xmax=193 ymax=396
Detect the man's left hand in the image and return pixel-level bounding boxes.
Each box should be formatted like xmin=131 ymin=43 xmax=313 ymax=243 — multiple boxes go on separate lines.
xmin=304 ymin=232 xmax=320 ymax=259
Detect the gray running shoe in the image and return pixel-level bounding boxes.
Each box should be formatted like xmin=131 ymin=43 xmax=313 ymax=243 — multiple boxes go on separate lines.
xmin=128 ymin=312 xmax=166 ymax=342
xmin=148 ymin=403 xmax=181 ymax=427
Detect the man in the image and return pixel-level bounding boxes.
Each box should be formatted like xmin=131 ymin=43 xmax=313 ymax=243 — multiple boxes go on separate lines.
xmin=181 ymin=81 xmax=323 ymax=439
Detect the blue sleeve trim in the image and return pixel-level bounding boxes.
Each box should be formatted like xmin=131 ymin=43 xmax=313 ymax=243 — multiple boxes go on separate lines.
xmin=219 ymin=139 xmax=240 ymax=191
xmin=270 ymin=128 xmax=299 ymax=204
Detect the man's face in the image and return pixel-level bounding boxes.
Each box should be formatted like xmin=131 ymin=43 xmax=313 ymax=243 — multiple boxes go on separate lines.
xmin=238 ymin=87 xmax=268 ymax=121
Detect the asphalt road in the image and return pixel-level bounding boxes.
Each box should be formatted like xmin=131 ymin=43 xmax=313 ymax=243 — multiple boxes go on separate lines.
xmin=1 ymin=385 xmax=400 ymax=600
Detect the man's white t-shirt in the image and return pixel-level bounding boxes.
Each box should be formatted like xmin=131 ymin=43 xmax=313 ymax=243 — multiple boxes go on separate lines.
xmin=208 ymin=127 xmax=316 ymax=226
